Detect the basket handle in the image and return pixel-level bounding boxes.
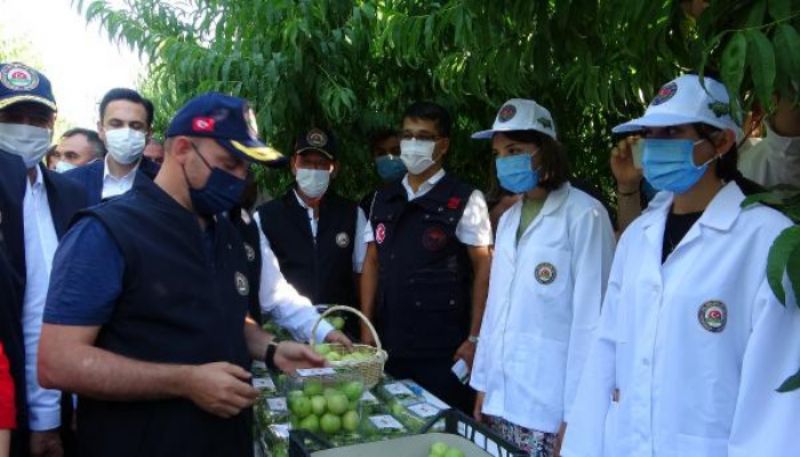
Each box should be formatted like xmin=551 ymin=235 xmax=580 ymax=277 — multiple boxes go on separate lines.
xmin=310 ymin=305 xmax=383 ymax=351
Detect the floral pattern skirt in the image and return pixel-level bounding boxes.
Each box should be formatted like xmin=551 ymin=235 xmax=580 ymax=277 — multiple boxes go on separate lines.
xmin=486 ymin=415 xmax=557 ymax=457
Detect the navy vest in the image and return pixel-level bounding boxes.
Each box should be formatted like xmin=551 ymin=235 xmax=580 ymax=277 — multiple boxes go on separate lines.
xmin=76 ymin=178 xmax=253 ymax=457
xmin=257 ymin=190 xmax=357 ymax=306
xmin=229 ymin=208 xmax=264 ymax=325
xmin=370 ymin=174 xmax=473 ymax=358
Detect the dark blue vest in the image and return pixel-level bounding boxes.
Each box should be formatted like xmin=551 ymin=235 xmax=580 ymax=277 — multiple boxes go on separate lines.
xmin=64 ymin=157 xmax=160 ymax=206
xmin=370 ymin=174 xmax=473 ymax=358
xmin=76 ymin=178 xmax=253 ymax=457
xmin=229 ymin=208 xmax=263 ymax=325
xmin=257 ymin=190 xmax=357 ymax=306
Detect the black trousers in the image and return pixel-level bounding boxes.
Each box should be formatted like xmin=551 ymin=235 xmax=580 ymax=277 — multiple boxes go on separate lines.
xmin=385 ymin=356 xmax=475 ymax=414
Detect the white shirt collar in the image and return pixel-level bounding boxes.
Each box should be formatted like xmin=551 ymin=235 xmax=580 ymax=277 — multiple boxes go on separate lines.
xmin=103 ymin=155 xmax=140 ymax=181
xmin=293 ymin=189 xmax=313 ymax=211
xmin=401 ymin=168 xmax=446 ymax=200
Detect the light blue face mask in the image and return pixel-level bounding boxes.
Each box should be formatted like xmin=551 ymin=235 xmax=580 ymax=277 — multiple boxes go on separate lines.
xmin=375 ymin=154 xmax=407 ymax=181
xmin=495 ymin=153 xmax=538 ymax=193
xmin=642 ymin=138 xmax=715 ymax=194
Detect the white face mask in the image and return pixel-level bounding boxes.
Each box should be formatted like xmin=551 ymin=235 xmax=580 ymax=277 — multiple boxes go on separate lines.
xmin=296 ymin=168 xmax=331 ymax=198
xmin=0 ymin=123 xmax=52 ymax=169
xmin=400 ymin=138 xmax=437 ymax=174
xmin=105 ymin=127 xmax=146 ymax=165
xmin=54 ymin=160 xmax=78 ymax=174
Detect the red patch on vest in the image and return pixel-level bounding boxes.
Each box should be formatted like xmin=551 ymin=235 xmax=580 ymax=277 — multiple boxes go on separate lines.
xmin=447 ymin=197 xmax=461 ymax=209
xmin=422 ymin=226 xmax=448 ymax=251
xmin=375 ymin=223 xmax=386 ymax=244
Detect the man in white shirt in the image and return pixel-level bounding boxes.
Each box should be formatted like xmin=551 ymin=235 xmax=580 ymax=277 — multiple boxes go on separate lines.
xmin=65 ymin=88 xmax=160 ymax=206
xmin=0 ymin=62 xmax=87 ymax=457
xmin=361 ymin=102 xmax=492 ymax=413
xmin=738 ymin=94 xmax=800 ymax=188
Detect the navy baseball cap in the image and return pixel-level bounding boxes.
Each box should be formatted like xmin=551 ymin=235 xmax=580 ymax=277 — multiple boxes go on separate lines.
xmin=0 ymin=62 xmax=56 ymax=111
xmin=294 ymin=127 xmax=338 ymax=160
xmin=166 ymin=92 xmax=283 ymax=163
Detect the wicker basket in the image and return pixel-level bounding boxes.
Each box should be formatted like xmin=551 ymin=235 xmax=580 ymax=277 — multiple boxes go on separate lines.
xmin=310 ymin=306 xmax=388 ymax=388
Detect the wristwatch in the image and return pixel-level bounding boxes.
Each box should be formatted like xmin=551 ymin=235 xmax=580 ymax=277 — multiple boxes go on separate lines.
xmin=264 ymin=341 xmax=279 ymax=371
xmin=467 ymin=335 xmax=479 ymax=344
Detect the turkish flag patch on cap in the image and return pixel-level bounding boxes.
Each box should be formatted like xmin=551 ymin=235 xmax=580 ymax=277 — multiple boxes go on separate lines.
xmin=447 ymin=197 xmax=461 ymax=209
xmin=192 ymin=117 xmax=216 ymax=132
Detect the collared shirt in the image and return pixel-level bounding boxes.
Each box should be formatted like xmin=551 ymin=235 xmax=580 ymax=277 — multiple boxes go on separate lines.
xmin=21 ymin=167 xmax=61 ymax=431
xmin=738 ymin=123 xmax=800 ymax=188
xmin=562 ymin=182 xmax=800 ymax=457
xmin=292 ymin=190 xmax=368 ymax=273
xmin=101 ymin=155 xmax=140 ymax=200
xmin=253 ymin=211 xmax=334 ymax=343
xmin=363 ymin=169 xmax=493 ymax=247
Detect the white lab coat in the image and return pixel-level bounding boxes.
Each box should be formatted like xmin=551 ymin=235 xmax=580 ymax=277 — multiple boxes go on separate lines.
xmin=470 ymin=183 xmax=616 ymax=432
xmin=562 ymin=182 xmax=800 ymax=457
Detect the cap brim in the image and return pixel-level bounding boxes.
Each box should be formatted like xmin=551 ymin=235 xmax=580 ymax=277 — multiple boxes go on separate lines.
xmin=612 ymin=112 xmax=707 ymax=134
xmin=471 ymin=129 xmax=496 ymax=139
xmin=295 ymin=147 xmax=335 ymax=160
xmin=471 ymin=126 xmax=556 ymax=140
xmin=219 ymin=138 xmax=285 ymax=164
xmin=0 ymin=95 xmax=56 ymax=111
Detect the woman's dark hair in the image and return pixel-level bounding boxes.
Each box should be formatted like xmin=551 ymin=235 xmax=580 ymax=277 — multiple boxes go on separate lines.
xmin=499 ymin=130 xmax=570 ymax=191
xmin=693 ymin=123 xmax=765 ymax=194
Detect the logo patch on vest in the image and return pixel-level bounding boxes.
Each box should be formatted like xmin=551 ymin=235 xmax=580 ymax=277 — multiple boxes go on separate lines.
xmin=0 ymin=63 xmax=40 ymax=91
xmin=335 ymin=232 xmax=350 ymax=248
xmin=235 ymin=272 xmax=249 ymax=296
xmin=244 ymin=243 xmax=256 ymax=262
xmin=698 ymin=300 xmax=727 ymax=333
xmin=534 ymin=262 xmax=557 ymax=285
xmin=375 ymin=223 xmax=386 ymax=244
xmin=422 ymin=226 xmax=448 ymax=251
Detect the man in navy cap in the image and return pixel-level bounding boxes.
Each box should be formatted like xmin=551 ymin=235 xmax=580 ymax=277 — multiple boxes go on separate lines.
xmin=255 ymin=128 xmax=367 ymax=337
xmin=0 ymin=62 xmax=87 ymax=457
xmin=37 ymin=93 xmax=324 ymax=457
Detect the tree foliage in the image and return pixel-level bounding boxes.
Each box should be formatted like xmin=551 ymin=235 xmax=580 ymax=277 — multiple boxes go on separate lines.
xmin=77 ymin=0 xmax=800 ymax=388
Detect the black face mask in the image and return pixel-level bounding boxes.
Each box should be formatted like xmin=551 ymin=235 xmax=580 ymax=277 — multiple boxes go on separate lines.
xmin=184 ymin=142 xmax=246 ymax=216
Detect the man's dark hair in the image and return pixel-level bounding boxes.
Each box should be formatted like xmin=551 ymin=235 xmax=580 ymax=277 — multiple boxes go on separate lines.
xmin=402 ymin=102 xmax=452 ymax=137
xmin=499 ymin=130 xmax=570 ymax=191
xmin=99 ymin=88 xmax=154 ymax=127
xmin=368 ymin=129 xmax=398 ymax=155
xmin=61 ymin=127 xmax=107 ymax=159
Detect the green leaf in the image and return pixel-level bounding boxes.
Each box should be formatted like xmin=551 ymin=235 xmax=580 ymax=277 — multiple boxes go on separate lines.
xmin=747 ymin=30 xmax=776 ymax=111
xmin=745 ymin=1 xmax=767 ymax=27
xmin=720 ymin=31 xmax=748 ymax=96
xmin=773 ymin=24 xmax=800 ymax=79
xmin=768 ymin=0 xmax=791 ymax=21
xmin=777 ymin=366 xmax=800 ymax=393
xmin=767 ymin=226 xmax=800 ymax=305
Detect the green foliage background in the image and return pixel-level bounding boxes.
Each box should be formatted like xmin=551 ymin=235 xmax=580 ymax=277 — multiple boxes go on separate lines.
xmin=77 ymin=0 xmax=800 ymax=387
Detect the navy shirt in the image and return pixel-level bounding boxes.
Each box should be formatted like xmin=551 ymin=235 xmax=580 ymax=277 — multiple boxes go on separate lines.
xmin=44 ymin=217 xmax=216 ymax=326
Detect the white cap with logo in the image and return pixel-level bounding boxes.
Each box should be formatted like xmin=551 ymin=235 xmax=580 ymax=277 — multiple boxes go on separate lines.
xmin=613 ymin=74 xmax=743 ymax=141
xmin=472 ymin=98 xmax=557 ymax=140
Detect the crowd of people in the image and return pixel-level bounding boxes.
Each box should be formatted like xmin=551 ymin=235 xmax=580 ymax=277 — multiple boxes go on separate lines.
xmin=0 ymin=58 xmax=799 ymax=457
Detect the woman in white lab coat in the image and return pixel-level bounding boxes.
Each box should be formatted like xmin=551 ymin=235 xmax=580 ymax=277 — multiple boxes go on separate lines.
xmin=469 ymin=99 xmax=616 ymax=457
xmin=561 ymin=74 xmax=800 ymax=457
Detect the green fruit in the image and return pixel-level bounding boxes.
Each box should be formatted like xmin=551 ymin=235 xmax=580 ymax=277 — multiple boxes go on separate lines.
xmin=289 ymin=396 xmax=312 ymax=418
xmin=331 ymin=317 xmax=345 ymax=330
xmin=288 ymin=390 xmax=305 ymax=400
xmin=430 ymin=442 xmax=448 ymax=456
xmin=444 ymin=449 xmax=464 ymax=457
xmin=304 ymin=381 xmax=323 ymax=396
xmin=391 ymin=403 xmax=405 ymax=416
xmin=327 ymin=393 xmax=349 ymax=415
xmin=314 ymin=344 xmax=331 ymax=355
xmin=347 ymin=400 xmax=358 ymax=412
xmin=320 ymin=413 xmax=342 ymax=434
xmin=342 ymin=381 xmax=364 ymax=401
xmin=325 ymin=352 xmax=342 ymax=362
xmin=311 ymin=395 xmax=327 ymax=416
xmin=299 ymin=414 xmax=320 ymax=433
xmin=342 ymin=411 xmax=360 ymax=432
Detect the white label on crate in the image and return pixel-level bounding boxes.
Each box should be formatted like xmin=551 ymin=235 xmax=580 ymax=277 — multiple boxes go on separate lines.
xmin=457 ymin=421 xmax=467 ymax=436
xmin=253 ymin=377 xmax=275 ymax=390
xmin=407 ymin=402 xmax=441 ymax=418
xmin=487 ymin=441 xmax=501 ymax=457
xmin=384 ymin=382 xmax=414 ymax=396
xmin=267 ymin=397 xmax=287 ymax=411
xmin=360 ymin=390 xmax=377 ymax=402
xmin=252 ymin=360 xmax=267 ymax=370
xmin=269 ymin=423 xmax=291 ymax=440
xmin=296 ymin=367 xmax=336 ymax=377
xmin=369 ymin=414 xmax=404 ymax=430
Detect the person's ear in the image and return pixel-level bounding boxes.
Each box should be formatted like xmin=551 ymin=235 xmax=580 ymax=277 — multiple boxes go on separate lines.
xmin=331 ymin=160 xmax=339 ymax=178
xmin=290 ymin=154 xmax=299 ymax=176
xmin=171 ymin=137 xmax=193 ymax=165
xmin=97 ymin=121 xmax=106 ymax=142
xmin=435 ymin=137 xmax=450 ymax=161
xmin=712 ymin=129 xmax=736 ymax=157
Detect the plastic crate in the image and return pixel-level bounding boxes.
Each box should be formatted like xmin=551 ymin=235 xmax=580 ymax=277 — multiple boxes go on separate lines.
xmin=289 ymin=409 xmax=526 ymax=457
